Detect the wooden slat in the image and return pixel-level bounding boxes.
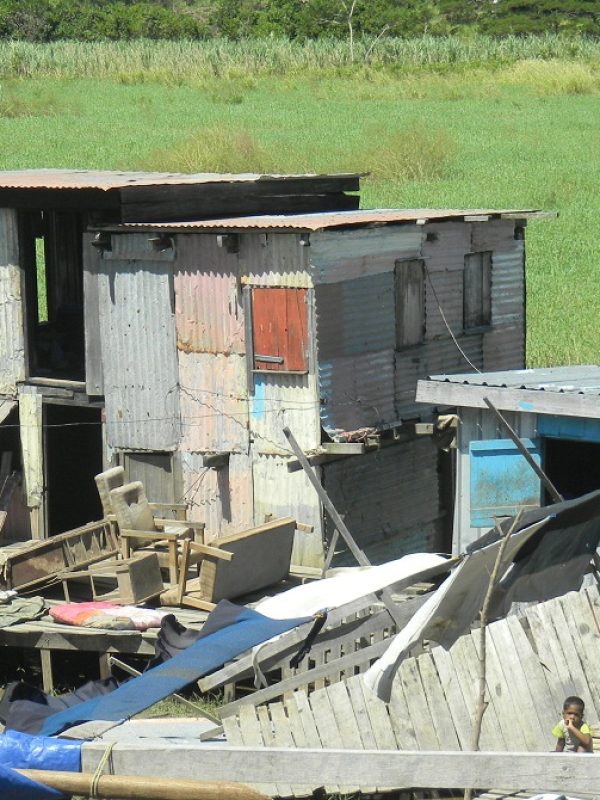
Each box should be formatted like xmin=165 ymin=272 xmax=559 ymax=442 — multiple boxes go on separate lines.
xmin=480 ymin=625 xmax=528 ymax=752
xmin=456 ymin=631 xmax=505 ymax=751
xmin=559 ymin=591 xmax=600 ymax=725
xmin=486 ymin=619 xmax=543 ymax=751
xmin=398 ymin=659 xmax=440 ymax=751
xmin=326 ymin=682 xmax=363 ymax=750
xmin=523 ymin=603 xmax=566 ymax=713
xmin=359 ymin=674 xmax=397 ymax=750
xmin=417 ymin=653 xmax=461 ymax=751
xmin=291 ymin=691 xmax=322 ymax=749
xmin=307 ymin=689 xmax=341 ymax=793
xmin=345 ymin=675 xmax=378 ymax=750
xmin=388 ymin=672 xmax=420 ymax=750
xmin=269 ymin=703 xmax=295 ymax=798
xmin=236 ymin=706 xmax=276 ymax=796
xmin=431 ymin=645 xmax=473 ymax=749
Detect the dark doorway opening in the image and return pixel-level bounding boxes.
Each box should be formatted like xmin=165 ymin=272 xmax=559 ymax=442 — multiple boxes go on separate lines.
xmin=543 ymin=438 xmax=600 ymax=502
xmin=44 ymin=404 xmax=103 ymax=536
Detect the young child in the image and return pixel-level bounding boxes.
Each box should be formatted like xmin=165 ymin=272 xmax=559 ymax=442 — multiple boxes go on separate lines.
xmin=553 ymin=696 xmax=593 ymax=753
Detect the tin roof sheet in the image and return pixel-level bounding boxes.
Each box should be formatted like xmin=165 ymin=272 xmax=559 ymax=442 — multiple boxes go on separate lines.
xmin=425 ymin=366 xmax=600 ymax=394
xmin=0 ymin=169 xmax=361 ymax=192
xmin=101 ymin=207 xmax=548 ymax=233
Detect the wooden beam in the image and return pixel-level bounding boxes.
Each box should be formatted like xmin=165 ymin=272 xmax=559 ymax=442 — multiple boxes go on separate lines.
xmin=81 ymin=746 xmax=600 ymax=795
xmin=287 ymin=443 xmax=368 ymax=472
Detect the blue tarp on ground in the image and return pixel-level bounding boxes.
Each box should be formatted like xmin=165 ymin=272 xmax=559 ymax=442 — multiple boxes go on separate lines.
xmin=0 ymin=764 xmax=65 ymax=800
xmin=0 ymin=730 xmax=82 ymax=800
xmin=0 ymin=730 xmax=82 ymax=771
xmin=40 ymin=602 xmax=311 ymax=736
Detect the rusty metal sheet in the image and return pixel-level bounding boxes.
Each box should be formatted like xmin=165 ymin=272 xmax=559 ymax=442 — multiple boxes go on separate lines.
xmin=105 ymin=208 xmax=546 ymax=233
xmin=319 ymin=349 xmax=396 ymax=437
xmin=181 ymin=451 xmax=254 ymax=541
xmin=250 ymin=372 xmax=320 ymax=454
xmin=0 ymin=169 xmax=360 ymax=191
xmin=97 ymin=251 xmax=180 ymax=451
xmin=0 ymin=210 xmax=25 ymax=395
xmin=322 ymin=439 xmax=442 ymax=565
xmin=174 ymin=235 xmax=245 ymax=356
xmin=179 ymin=352 xmax=249 ymax=453
xmin=252 ymin=451 xmax=323 ymax=567
xmin=241 ymin=233 xmax=311 ymax=288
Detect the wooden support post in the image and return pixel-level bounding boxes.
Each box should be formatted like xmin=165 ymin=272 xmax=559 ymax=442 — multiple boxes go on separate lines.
xmin=40 ymin=649 xmax=53 ymax=693
xmin=98 ymin=653 xmax=112 ymax=680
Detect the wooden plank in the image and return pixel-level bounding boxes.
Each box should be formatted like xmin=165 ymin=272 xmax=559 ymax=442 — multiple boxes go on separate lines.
xmin=396 ymin=258 xmax=425 ymax=347
xmin=268 ymin=703 xmax=295 ymax=798
xmin=546 ymin=596 xmax=596 ymax=717
xmin=359 ymin=674 xmax=397 ymax=750
xmin=284 ymin=696 xmax=307 ymax=748
xmin=345 ymin=675 xmax=378 ymax=750
xmin=326 ymin=682 xmax=363 ymax=750
xmin=291 ymin=691 xmax=322 ymax=749
xmin=446 ymin=635 xmax=495 ymax=751
xmin=456 ymin=632 xmax=505 ymax=751
xmin=40 ymin=648 xmax=53 ymax=692
xmin=398 ymin=658 xmax=440 ymax=751
xmin=388 ymin=671 xmax=420 ymax=750
xmin=307 ymin=689 xmax=341 ymax=793
xmin=417 ymin=653 xmax=461 ymax=751
xmin=431 ymin=645 xmax=475 ymax=749
xmin=486 ymin=619 xmax=544 ymax=751
xmin=479 ymin=624 xmax=527 ymax=751
xmin=236 ymin=706 xmax=275 ymax=797
xmin=534 ymin=599 xmax=578 ymax=702
xmin=558 ymin=591 xmax=600 ymax=724
xmin=505 ymin=615 xmax=558 ymax=738
xmin=524 ymin=604 xmax=567 ymax=713
xmin=81 ymin=745 xmax=600 ymax=795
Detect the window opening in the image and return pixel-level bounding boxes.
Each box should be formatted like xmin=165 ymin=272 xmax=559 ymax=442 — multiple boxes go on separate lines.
xmin=395 ymin=258 xmax=425 ymax=347
xmin=463 ymin=251 xmax=492 ymax=330
xmin=20 ymin=210 xmax=85 ymax=381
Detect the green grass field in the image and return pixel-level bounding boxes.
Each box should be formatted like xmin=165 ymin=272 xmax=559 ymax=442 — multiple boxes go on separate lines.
xmin=1 ymin=39 xmax=599 ymax=366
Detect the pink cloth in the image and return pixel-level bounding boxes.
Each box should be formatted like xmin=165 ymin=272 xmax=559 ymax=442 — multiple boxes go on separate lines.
xmin=50 ymin=602 xmax=168 ymax=631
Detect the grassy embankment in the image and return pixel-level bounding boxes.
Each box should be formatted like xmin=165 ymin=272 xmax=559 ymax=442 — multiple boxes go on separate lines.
xmin=0 ymin=36 xmax=599 ymax=366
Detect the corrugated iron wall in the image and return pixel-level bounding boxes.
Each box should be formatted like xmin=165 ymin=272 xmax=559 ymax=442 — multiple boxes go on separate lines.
xmin=252 ymin=451 xmax=323 ymax=566
xmin=181 ymin=450 xmax=254 ymax=540
xmin=312 ymin=219 xmax=524 ymax=436
xmin=453 ymin=407 xmax=537 ymax=553
xmin=322 ymin=438 xmax=442 ymax=565
xmin=0 ymin=209 xmax=25 ymax=395
xmin=250 ymin=372 xmax=320 ymax=454
xmin=241 ymin=233 xmax=311 ymax=288
xmin=97 ymin=234 xmax=180 ymax=451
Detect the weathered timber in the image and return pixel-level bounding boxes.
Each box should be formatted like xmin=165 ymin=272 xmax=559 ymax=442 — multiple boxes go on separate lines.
xmin=81 ymin=746 xmax=600 ymax=796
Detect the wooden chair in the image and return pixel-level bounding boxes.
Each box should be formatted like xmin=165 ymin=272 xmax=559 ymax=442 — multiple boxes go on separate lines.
xmin=161 ymin=517 xmax=296 ymax=611
xmin=108 ymin=481 xmax=205 ymax=585
xmin=95 ymin=467 xmax=188 ymax=523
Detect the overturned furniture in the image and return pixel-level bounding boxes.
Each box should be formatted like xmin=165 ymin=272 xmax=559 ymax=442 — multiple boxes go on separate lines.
xmin=0 ymin=519 xmax=119 ymax=592
xmin=108 ymin=480 xmax=205 ymax=585
xmin=162 ymin=517 xmax=297 ymax=611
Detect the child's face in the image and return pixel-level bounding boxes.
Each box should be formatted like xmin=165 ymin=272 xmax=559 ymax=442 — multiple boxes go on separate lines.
xmin=563 ymin=704 xmax=584 ymax=727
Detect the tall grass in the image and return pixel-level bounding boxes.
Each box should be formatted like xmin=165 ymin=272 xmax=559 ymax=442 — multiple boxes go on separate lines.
xmin=2 ymin=35 xmax=600 ymax=81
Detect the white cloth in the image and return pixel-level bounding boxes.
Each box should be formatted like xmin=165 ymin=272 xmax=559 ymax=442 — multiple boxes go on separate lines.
xmin=255 ymin=552 xmax=451 ymax=619
xmin=363 ymin=517 xmax=551 ymax=702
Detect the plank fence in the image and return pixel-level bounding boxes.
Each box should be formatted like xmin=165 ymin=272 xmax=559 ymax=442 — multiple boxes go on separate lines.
xmin=222 ymin=584 xmax=600 ymax=796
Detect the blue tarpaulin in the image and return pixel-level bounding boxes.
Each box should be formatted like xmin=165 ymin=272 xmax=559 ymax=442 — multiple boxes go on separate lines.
xmin=40 ymin=602 xmax=310 ymax=736
xmin=0 ymin=730 xmax=82 ymax=800
xmin=0 ymin=764 xmax=65 ymax=800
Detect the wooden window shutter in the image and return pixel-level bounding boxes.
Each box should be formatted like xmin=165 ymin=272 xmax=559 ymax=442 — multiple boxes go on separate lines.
xmin=251 ymin=287 xmax=309 ymax=372
xmin=463 ymin=251 xmax=492 ymax=330
xmin=395 ymin=259 xmax=425 ymax=347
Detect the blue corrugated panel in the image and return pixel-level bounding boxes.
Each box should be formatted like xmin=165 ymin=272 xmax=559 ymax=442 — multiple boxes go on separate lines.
xmin=538 ymin=414 xmax=600 ymax=443
xmin=470 ymin=438 xmax=541 ymax=528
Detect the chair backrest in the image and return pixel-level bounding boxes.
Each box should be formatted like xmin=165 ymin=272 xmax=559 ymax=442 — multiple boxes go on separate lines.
xmin=109 ymin=481 xmax=156 ymax=532
xmin=94 ymin=466 xmax=125 ymax=517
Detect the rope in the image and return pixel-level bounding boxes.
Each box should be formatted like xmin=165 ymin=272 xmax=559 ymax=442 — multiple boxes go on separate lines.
xmin=90 ymin=741 xmax=115 ymax=798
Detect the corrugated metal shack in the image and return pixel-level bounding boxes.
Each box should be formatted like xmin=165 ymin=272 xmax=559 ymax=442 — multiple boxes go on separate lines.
xmin=0 ymin=169 xmax=546 ymax=567
xmin=417 ymin=365 xmax=600 ymax=553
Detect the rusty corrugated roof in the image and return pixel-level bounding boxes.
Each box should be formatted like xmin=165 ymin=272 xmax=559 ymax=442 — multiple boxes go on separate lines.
xmin=0 ymin=169 xmax=360 ymax=191
xmin=98 ymin=207 xmax=550 ymax=232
